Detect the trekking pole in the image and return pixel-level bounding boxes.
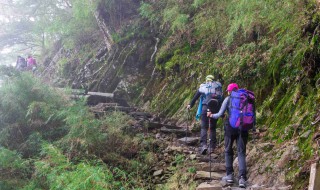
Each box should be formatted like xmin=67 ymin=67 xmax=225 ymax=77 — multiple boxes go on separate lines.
xmin=207 ymin=109 xmax=212 ymax=182
xmin=185 ymin=109 xmax=190 ymax=143
xmin=218 ymin=121 xmax=222 ymax=146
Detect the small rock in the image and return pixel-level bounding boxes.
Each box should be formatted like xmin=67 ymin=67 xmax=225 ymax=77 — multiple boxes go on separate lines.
xmin=178 ymin=137 xmax=199 ymax=146
xmin=165 ymin=146 xmax=183 ymax=153
xmin=190 ymin=154 xmax=197 ymax=160
xmin=258 ymin=143 xmax=274 ymax=151
xmin=300 ymin=130 xmax=311 ymax=139
xmin=277 ymin=145 xmax=299 ymax=169
xmin=153 ymin=169 xmax=164 ymax=177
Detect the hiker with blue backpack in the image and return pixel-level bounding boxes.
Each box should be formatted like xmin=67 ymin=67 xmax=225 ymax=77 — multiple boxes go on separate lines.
xmin=187 ymin=75 xmax=223 ymax=155
xmin=15 ymin=56 xmax=27 ymax=71
xmin=207 ymin=83 xmax=256 ymax=188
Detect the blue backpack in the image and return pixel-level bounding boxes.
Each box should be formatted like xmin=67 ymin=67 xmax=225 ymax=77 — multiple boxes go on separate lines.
xmin=228 ymin=89 xmax=255 ymax=131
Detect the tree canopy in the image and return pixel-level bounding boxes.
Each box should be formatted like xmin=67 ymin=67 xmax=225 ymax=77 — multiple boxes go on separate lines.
xmin=0 ymin=0 xmax=98 ymax=65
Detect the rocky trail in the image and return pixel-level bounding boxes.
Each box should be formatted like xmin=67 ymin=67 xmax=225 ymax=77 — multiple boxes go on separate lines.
xmin=85 ymin=92 xmax=315 ymax=190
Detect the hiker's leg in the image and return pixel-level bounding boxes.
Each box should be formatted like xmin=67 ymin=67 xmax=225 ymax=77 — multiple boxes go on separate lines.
xmin=224 ymin=134 xmax=235 ymax=175
xmin=209 ymin=118 xmax=217 ymax=149
xmin=236 ymin=132 xmax=248 ymax=179
xmin=200 ymin=114 xmax=208 ymax=146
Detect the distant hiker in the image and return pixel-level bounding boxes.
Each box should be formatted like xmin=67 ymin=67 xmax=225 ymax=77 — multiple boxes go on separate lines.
xmin=27 ymin=55 xmax=37 ymax=73
xmin=207 ymin=83 xmax=256 ymax=188
xmin=187 ymin=75 xmax=223 ymax=155
xmin=15 ymin=56 xmax=27 ymax=71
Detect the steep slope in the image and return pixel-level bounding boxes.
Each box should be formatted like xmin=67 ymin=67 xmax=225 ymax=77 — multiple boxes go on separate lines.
xmin=41 ymin=0 xmax=156 ymax=102
xmin=39 ymin=0 xmax=320 ymax=189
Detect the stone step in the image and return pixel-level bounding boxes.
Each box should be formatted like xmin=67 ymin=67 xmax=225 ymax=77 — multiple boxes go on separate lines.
xmin=160 ymin=126 xmax=191 ymax=137
xmin=195 ymin=171 xmax=224 ymax=180
xmin=197 ymin=154 xmax=219 ymax=162
xmin=195 ymin=162 xmax=226 ymax=172
xmin=129 ymin=111 xmax=152 ymax=119
xmin=197 ymin=181 xmax=223 ymax=190
xmin=220 ymin=186 xmax=292 ymax=190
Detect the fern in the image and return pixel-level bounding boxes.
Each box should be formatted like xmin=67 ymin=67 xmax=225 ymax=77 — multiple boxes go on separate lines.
xmin=139 ymin=2 xmax=158 ymax=25
xmin=192 ymin=0 xmax=208 ymax=8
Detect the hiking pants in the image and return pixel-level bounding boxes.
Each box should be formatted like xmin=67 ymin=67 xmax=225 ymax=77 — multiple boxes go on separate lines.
xmin=224 ymin=131 xmax=248 ymax=179
xmin=200 ymin=108 xmax=217 ymax=148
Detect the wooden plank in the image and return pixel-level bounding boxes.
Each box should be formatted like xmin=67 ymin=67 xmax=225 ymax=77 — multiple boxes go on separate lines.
xmin=87 ymin=91 xmax=114 ymax=97
xmin=309 ymin=163 xmax=320 ymax=190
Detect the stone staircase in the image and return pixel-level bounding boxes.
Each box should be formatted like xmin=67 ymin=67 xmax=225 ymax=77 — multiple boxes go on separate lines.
xmin=86 ymin=95 xmax=293 ymax=190
xmin=155 ymin=129 xmax=292 ymax=190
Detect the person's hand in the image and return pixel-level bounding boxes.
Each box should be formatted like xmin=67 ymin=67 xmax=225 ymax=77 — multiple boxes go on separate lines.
xmin=207 ymin=111 xmax=212 ymax=117
xmin=187 ymin=105 xmax=191 ymax=110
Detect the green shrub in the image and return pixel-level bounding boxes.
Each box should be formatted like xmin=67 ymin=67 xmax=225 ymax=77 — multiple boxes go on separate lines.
xmin=139 ymin=2 xmax=159 ymax=25
xmin=192 ymin=0 xmax=208 ymax=8
xmin=0 ymin=71 xmax=67 ymax=153
xmin=0 ymin=147 xmax=28 ymax=171
xmin=26 ymin=144 xmax=139 ymax=190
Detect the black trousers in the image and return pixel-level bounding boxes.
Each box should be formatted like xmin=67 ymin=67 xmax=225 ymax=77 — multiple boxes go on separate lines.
xmin=224 ymin=129 xmax=248 ymax=179
xmin=200 ymin=106 xmax=217 ymax=148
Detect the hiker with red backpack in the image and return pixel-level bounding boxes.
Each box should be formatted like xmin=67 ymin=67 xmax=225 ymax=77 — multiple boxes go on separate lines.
xmin=27 ymin=55 xmax=37 ymax=73
xmin=187 ymin=75 xmax=223 ymax=155
xmin=207 ymin=83 xmax=256 ymax=188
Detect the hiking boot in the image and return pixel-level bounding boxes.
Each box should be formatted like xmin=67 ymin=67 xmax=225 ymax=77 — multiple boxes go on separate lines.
xmin=222 ymin=174 xmax=234 ymax=183
xmin=238 ymin=176 xmax=246 ymax=188
xmin=200 ymin=145 xmax=207 ymax=155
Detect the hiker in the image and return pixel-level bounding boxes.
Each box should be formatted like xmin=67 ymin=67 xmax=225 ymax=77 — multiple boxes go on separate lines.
xmin=15 ymin=56 xmax=27 ymax=71
xmin=187 ymin=75 xmax=223 ymax=155
xmin=207 ymin=83 xmax=256 ymax=188
xmin=27 ymin=55 xmax=37 ymax=73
